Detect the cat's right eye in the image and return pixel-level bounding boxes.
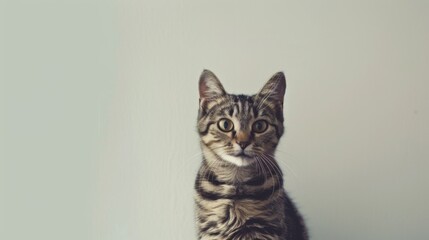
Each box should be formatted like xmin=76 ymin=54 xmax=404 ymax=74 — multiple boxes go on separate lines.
xmin=218 ymin=118 xmax=234 ymax=132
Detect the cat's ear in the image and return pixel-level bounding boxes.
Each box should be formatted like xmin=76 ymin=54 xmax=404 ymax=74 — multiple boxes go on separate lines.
xmin=199 ymin=69 xmax=226 ymax=101
xmin=257 ymin=72 xmax=286 ymax=105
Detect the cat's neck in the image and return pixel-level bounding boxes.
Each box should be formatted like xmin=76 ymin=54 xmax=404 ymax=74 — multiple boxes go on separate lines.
xmin=202 ymin=159 xmax=257 ymax=184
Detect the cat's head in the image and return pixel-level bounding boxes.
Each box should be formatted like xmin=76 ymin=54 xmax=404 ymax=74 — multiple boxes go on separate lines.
xmin=197 ymin=70 xmax=286 ymax=167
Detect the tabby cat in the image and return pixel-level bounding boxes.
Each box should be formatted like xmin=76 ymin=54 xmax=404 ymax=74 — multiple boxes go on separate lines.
xmin=194 ymin=70 xmax=308 ymax=240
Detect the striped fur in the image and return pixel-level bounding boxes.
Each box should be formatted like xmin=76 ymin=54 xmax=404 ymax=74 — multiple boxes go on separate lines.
xmin=195 ymin=70 xmax=308 ymax=240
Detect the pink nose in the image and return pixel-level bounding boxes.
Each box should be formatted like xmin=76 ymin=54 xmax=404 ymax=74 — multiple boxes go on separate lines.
xmin=235 ymin=131 xmax=250 ymax=149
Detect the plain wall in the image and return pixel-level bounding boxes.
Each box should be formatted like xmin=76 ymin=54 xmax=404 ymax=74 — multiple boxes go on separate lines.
xmin=1 ymin=1 xmax=428 ymax=240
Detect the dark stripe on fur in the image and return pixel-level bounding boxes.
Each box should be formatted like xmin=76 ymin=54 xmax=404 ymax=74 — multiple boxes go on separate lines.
xmin=205 ymin=139 xmax=221 ymax=147
xmin=205 ymin=170 xmax=226 ymax=186
xmin=198 ymin=121 xmax=215 ymax=136
xmin=244 ymin=175 xmax=266 ymax=186
xmin=200 ymin=221 xmax=218 ymax=232
xmin=196 ymin=181 xmax=281 ymax=201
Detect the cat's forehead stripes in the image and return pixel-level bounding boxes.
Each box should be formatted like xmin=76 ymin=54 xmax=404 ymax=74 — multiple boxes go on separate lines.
xmin=200 ymin=93 xmax=281 ymax=126
xmin=233 ymin=94 xmax=253 ymax=115
xmin=202 ymin=95 xmax=254 ymax=117
xmin=229 ymin=94 xmax=255 ymax=130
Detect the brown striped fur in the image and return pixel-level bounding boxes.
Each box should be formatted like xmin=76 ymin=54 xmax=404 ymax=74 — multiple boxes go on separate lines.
xmin=195 ymin=70 xmax=308 ymax=240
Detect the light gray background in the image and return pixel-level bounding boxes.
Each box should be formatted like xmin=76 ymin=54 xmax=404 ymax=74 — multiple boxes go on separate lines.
xmin=1 ymin=1 xmax=428 ymax=240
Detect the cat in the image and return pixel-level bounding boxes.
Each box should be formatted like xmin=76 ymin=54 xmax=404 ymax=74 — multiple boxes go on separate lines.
xmin=194 ymin=70 xmax=308 ymax=240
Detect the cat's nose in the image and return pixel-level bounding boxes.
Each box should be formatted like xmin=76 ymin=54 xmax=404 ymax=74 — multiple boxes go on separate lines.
xmin=236 ymin=131 xmax=250 ymax=149
xmin=236 ymin=140 xmax=250 ymax=150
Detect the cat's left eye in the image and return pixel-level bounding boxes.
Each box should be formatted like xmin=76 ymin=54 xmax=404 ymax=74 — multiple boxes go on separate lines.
xmin=252 ymin=120 xmax=268 ymax=133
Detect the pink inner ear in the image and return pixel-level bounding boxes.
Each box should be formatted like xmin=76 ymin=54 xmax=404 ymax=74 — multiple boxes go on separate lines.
xmin=199 ymin=81 xmax=209 ymax=99
xmin=258 ymin=72 xmax=286 ymax=102
xmin=198 ymin=70 xmax=226 ymax=100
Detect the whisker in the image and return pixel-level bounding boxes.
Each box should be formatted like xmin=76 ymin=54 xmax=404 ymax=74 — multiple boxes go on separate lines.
xmin=258 ymin=153 xmax=285 ymax=199
xmin=264 ymin=152 xmax=298 ymax=179
xmin=255 ymin=155 xmax=267 ymax=183
xmin=256 ymin=154 xmax=277 ymax=198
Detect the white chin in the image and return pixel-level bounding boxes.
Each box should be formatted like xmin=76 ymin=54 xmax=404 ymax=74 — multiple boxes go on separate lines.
xmin=221 ymin=155 xmax=255 ymax=167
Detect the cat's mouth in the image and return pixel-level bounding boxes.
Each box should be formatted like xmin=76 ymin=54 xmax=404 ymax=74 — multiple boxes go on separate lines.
xmin=234 ymin=152 xmax=253 ymax=158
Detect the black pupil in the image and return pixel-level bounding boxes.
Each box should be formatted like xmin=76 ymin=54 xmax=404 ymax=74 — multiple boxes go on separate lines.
xmin=223 ymin=121 xmax=229 ymax=130
xmin=255 ymin=121 xmax=264 ymax=131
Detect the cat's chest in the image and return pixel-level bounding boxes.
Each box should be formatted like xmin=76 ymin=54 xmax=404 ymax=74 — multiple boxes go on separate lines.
xmin=228 ymin=198 xmax=267 ymax=220
xmin=200 ymin=198 xmax=264 ymax=227
xmin=206 ymin=184 xmax=271 ymax=220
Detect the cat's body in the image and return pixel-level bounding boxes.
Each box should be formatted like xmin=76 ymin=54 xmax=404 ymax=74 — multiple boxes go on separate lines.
xmin=194 ymin=70 xmax=308 ymax=240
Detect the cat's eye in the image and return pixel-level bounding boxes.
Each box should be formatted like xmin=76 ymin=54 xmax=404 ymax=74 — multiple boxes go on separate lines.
xmin=252 ymin=120 xmax=268 ymax=133
xmin=218 ymin=118 xmax=234 ymax=132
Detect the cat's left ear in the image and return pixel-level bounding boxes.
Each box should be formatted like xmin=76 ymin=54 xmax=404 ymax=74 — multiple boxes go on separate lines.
xmin=257 ymin=72 xmax=286 ymax=106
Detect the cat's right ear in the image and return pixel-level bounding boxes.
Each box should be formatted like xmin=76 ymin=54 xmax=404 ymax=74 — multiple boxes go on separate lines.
xmin=199 ymin=70 xmax=226 ymax=102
